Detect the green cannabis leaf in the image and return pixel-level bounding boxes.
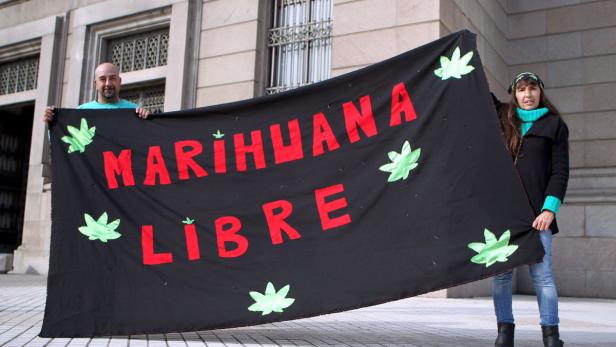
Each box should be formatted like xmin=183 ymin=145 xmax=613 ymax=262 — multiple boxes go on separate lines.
xmin=434 ymin=46 xmax=475 ymax=80
xmin=182 ymin=217 xmax=195 ymax=224
xmin=248 ymin=282 xmax=295 ymax=315
xmin=212 ymin=130 xmax=225 ymax=139
xmin=78 ymin=212 xmax=121 ymax=243
xmin=468 ymin=229 xmax=518 ymax=267
xmin=379 ymin=140 xmax=421 ymax=182
xmin=61 ymin=118 xmax=96 ymax=153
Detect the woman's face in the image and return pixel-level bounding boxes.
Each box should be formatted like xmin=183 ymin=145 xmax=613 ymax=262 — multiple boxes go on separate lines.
xmin=515 ymin=81 xmax=541 ymax=110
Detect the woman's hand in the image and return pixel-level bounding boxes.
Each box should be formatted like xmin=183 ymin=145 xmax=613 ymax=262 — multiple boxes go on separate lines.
xmin=532 ymin=210 xmax=554 ymax=231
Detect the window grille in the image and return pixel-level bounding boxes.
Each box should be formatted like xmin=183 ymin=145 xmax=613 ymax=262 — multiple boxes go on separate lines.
xmin=120 ymin=83 xmax=165 ymax=114
xmin=107 ymin=29 xmax=169 ymax=73
xmin=267 ymin=0 xmax=332 ymax=94
xmin=0 ymin=56 xmax=39 ymax=96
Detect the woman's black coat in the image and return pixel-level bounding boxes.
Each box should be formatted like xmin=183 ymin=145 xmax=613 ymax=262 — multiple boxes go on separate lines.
xmin=514 ymin=112 xmax=569 ymax=234
xmin=492 ymin=96 xmax=570 ymax=234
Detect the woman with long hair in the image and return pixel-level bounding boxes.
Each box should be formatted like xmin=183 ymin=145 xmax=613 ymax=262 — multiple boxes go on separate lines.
xmin=492 ymin=72 xmax=569 ymax=347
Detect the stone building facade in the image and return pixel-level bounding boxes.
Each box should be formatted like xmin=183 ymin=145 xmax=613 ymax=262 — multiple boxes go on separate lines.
xmin=0 ymin=0 xmax=614 ymax=298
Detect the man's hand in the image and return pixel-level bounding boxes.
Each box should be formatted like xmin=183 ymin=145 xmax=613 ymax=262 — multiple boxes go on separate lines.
xmin=532 ymin=210 xmax=554 ymax=231
xmin=43 ymin=106 xmax=55 ymax=123
xmin=136 ymin=107 xmax=150 ymax=119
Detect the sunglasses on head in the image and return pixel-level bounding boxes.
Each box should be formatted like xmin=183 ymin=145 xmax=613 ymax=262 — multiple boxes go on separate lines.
xmin=508 ymin=72 xmax=544 ymax=93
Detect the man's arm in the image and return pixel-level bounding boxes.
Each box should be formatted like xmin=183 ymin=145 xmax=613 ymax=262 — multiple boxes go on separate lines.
xmin=43 ymin=106 xmax=55 ymax=123
xmin=135 ymin=107 xmax=150 ymax=119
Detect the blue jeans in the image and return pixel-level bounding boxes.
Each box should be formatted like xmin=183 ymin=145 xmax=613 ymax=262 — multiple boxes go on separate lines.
xmin=492 ymin=230 xmax=559 ymax=326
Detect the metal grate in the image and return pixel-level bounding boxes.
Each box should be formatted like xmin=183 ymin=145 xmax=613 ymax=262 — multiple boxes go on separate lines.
xmin=266 ymin=0 xmax=332 ymax=95
xmin=120 ymin=83 xmax=165 ymax=114
xmin=0 ymin=56 xmax=39 ymax=96
xmin=107 ymin=29 xmax=169 ymax=73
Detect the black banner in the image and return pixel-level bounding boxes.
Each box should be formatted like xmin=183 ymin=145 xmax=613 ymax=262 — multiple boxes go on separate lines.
xmin=41 ymin=30 xmax=542 ymax=337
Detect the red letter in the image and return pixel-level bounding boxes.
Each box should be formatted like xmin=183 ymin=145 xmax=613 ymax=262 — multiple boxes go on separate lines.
xmin=175 ymin=140 xmax=208 ymax=180
xmin=312 ymin=112 xmax=340 ymax=156
xmin=144 ymin=146 xmax=171 ymax=185
xmin=215 ymin=216 xmax=248 ymax=258
xmin=184 ymin=223 xmax=200 ymax=261
xmin=141 ymin=225 xmax=173 ymax=265
xmin=262 ymin=200 xmax=301 ymax=245
xmin=270 ymin=119 xmax=304 ymax=164
xmin=390 ymin=82 xmax=417 ymax=126
xmin=103 ymin=150 xmax=135 ymax=189
xmin=315 ymin=183 xmax=352 ymax=231
xmin=234 ymin=130 xmax=266 ymax=172
xmin=342 ymin=95 xmax=377 ymax=143
xmin=214 ymin=139 xmax=227 ymax=174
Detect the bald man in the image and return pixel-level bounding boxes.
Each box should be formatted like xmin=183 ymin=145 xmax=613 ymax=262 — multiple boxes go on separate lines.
xmin=43 ymin=62 xmax=150 ymax=122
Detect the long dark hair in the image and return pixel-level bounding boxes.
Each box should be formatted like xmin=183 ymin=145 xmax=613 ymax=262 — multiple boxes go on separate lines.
xmin=499 ymin=80 xmax=561 ymax=156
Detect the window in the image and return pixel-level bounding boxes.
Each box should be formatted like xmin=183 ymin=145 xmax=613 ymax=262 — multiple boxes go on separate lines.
xmin=267 ymin=0 xmax=332 ymax=94
xmin=120 ymin=82 xmax=165 ymax=114
xmin=106 ymin=29 xmax=169 ymax=73
xmin=0 ymin=56 xmax=39 ymax=95
xmin=102 ymin=27 xmax=169 ymax=113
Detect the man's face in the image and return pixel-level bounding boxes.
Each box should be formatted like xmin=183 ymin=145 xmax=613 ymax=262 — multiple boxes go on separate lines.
xmin=94 ymin=64 xmax=121 ymax=102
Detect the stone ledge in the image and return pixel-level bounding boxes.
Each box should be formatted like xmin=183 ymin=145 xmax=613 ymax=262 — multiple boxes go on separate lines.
xmin=567 ymin=189 xmax=616 ymax=204
xmin=567 ymin=167 xmax=616 ymax=203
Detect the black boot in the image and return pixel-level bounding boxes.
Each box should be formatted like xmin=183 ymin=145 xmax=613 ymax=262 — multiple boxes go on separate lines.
xmin=495 ymin=323 xmax=515 ymax=347
xmin=542 ymin=325 xmax=564 ymax=347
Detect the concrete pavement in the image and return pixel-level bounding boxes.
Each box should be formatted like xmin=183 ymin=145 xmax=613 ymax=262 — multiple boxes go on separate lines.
xmin=1 ymin=274 xmax=615 ymax=347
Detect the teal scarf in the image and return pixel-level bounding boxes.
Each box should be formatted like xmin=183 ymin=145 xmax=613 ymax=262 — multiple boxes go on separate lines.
xmin=516 ymin=107 xmax=549 ymax=136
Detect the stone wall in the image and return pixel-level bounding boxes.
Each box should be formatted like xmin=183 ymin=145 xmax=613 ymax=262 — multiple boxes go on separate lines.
xmin=507 ymin=0 xmax=616 ymax=299
xmin=331 ymin=0 xmax=440 ymax=76
xmin=196 ymin=0 xmax=266 ymax=107
xmin=0 ymin=0 xmax=104 ymax=30
xmin=440 ymin=0 xmax=510 ymax=100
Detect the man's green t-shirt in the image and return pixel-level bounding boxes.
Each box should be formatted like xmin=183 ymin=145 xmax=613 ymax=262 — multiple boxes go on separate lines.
xmin=78 ymin=99 xmax=138 ymax=109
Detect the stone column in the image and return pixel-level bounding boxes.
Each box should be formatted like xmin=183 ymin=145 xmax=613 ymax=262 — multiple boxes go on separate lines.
xmin=10 ymin=16 xmax=64 ymax=274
